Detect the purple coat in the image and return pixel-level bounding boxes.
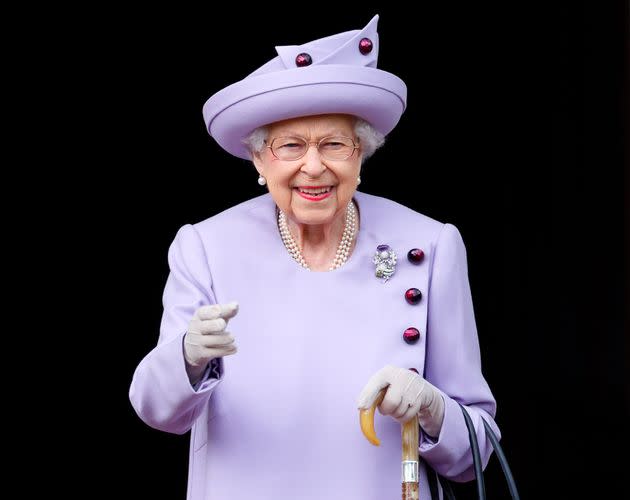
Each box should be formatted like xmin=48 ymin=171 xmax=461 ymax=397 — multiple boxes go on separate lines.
xmin=129 ymin=191 xmax=499 ymax=499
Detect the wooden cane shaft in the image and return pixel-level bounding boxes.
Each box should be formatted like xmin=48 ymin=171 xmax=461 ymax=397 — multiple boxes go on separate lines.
xmin=402 ymin=414 xmax=419 ymax=461
xmin=401 ymin=415 xmax=419 ymax=500
xmin=402 ymin=481 xmax=419 ymax=500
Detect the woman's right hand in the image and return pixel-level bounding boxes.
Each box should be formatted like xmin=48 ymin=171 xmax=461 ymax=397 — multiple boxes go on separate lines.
xmin=183 ymin=302 xmax=239 ymax=384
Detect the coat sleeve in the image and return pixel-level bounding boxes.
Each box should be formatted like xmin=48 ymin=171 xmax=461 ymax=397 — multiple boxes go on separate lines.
xmin=129 ymin=224 xmax=222 ymax=434
xmin=419 ymin=223 xmax=501 ymax=482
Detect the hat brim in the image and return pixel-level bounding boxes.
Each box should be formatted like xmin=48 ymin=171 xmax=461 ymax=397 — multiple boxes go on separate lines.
xmin=203 ymin=65 xmax=407 ymax=160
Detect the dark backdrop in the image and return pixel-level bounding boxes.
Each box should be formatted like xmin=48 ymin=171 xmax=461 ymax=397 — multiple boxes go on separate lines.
xmin=75 ymin=4 xmax=627 ymax=499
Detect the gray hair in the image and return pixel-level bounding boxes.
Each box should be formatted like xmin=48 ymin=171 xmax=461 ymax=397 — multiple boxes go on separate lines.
xmin=243 ymin=117 xmax=385 ymax=163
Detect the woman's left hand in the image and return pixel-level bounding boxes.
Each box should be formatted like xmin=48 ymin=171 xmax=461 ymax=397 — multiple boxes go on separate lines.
xmin=357 ymin=365 xmax=445 ymax=438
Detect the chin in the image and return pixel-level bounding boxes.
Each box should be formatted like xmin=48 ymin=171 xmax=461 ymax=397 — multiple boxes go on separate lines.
xmin=290 ymin=205 xmax=337 ymax=226
xmin=294 ymin=212 xmax=335 ymax=226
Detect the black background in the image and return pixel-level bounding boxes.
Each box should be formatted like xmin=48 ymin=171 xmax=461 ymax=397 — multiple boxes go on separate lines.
xmin=56 ymin=3 xmax=627 ymax=499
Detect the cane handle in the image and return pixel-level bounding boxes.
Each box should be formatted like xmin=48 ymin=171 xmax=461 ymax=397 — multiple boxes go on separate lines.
xmin=359 ymin=389 xmax=386 ymax=446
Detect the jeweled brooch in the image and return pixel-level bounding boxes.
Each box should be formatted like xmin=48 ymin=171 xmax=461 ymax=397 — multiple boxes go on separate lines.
xmin=373 ymin=244 xmax=397 ymax=282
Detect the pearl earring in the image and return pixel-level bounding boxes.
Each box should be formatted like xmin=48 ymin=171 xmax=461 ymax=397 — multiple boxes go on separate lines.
xmin=357 ymin=176 xmax=361 ymax=185
xmin=258 ymin=175 xmax=267 ymax=186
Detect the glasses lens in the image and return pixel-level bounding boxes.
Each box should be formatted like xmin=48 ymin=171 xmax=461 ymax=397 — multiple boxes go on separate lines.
xmin=271 ymin=137 xmax=308 ymax=160
xmin=318 ymin=137 xmax=355 ymax=160
xmin=270 ymin=136 xmax=356 ymax=160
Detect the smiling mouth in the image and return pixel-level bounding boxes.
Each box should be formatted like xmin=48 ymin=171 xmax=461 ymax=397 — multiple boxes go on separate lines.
xmin=294 ymin=186 xmax=334 ymax=201
xmin=296 ymin=186 xmax=332 ymax=195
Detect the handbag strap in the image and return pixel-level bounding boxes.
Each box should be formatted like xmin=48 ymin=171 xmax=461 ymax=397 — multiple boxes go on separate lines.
xmin=481 ymin=418 xmax=520 ymax=500
xmin=459 ymin=404 xmax=487 ymax=500
xmin=421 ymin=355 xmax=519 ymax=499
xmin=437 ymin=474 xmax=456 ymax=500
xmin=460 ymin=403 xmax=521 ymax=500
xmin=421 ymin=330 xmax=520 ymax=499
xmin=426 ymin=405 xmax=521 ymax=500
xmin=426 ymin=463 xmax=439 ymax=499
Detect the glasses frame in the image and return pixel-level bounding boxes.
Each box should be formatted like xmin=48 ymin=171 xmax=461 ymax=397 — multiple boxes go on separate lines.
xmin=265 ymin=135 xmax=359 ymax=161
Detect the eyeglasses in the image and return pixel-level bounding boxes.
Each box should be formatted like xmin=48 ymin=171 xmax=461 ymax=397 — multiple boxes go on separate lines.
xmin=266 ymin=136 xmax=359 ymax=161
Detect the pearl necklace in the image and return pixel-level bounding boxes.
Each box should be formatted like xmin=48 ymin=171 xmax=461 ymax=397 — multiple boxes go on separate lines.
xmin=278 ymin=201 xmax=357 ymax=271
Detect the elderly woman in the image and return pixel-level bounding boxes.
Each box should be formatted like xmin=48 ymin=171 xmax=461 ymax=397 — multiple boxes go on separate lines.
xmin=129 ymin=15 xmax=499 ymax=500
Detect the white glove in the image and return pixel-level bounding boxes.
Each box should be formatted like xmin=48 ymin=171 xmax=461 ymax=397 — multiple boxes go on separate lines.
xmin=183 ymin=302 xmax=239 ymax=384
xmin=357 ymin=365 xmax=445 ymax=438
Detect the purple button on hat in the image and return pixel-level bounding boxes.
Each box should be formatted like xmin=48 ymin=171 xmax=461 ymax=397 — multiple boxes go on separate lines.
xmin=295 ymin=53 xmax=312 ymax=67
xmin=202 ymin=15 xmax=407 ymax=159
xmin=359 ymin=37 xmax=374 ymax=55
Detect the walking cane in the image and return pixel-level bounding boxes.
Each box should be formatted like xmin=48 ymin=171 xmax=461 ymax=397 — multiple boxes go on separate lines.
xmin=360 ymin=388 xmax=420 ymax=500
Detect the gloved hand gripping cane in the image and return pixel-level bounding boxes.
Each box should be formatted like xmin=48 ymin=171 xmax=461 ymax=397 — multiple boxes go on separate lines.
xmin=357 ymin=366 xmax=445 ymax=500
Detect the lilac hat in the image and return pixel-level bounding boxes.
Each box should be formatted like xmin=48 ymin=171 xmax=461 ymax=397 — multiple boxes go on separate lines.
xmin=202 ymin=15 xmax=407 ymax=159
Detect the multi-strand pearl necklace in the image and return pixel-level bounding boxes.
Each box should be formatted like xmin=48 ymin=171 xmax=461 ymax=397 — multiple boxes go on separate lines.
xmin=278 ymin=201 xmax=357 ymax=271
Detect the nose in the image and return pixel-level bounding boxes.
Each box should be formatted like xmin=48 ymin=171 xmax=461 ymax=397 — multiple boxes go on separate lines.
xmin=299 ymin=144 xmax=327 ymax=178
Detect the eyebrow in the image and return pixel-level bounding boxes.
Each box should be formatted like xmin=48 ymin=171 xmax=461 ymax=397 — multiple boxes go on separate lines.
xmin=273 ymin=130 xmax=352 ymax=138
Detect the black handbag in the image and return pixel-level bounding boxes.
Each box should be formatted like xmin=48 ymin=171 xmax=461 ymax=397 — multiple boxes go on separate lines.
xmin=425 ymin=404 xmax=520 ymax=500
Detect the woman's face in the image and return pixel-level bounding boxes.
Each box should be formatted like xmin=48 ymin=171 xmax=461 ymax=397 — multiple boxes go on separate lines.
xmin=252 ymin=114 xmax=361 ymax=227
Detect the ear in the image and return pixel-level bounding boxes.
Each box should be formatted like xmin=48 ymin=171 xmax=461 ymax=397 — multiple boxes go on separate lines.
xmin=251 ymin=151 xmax=265 ymax=176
